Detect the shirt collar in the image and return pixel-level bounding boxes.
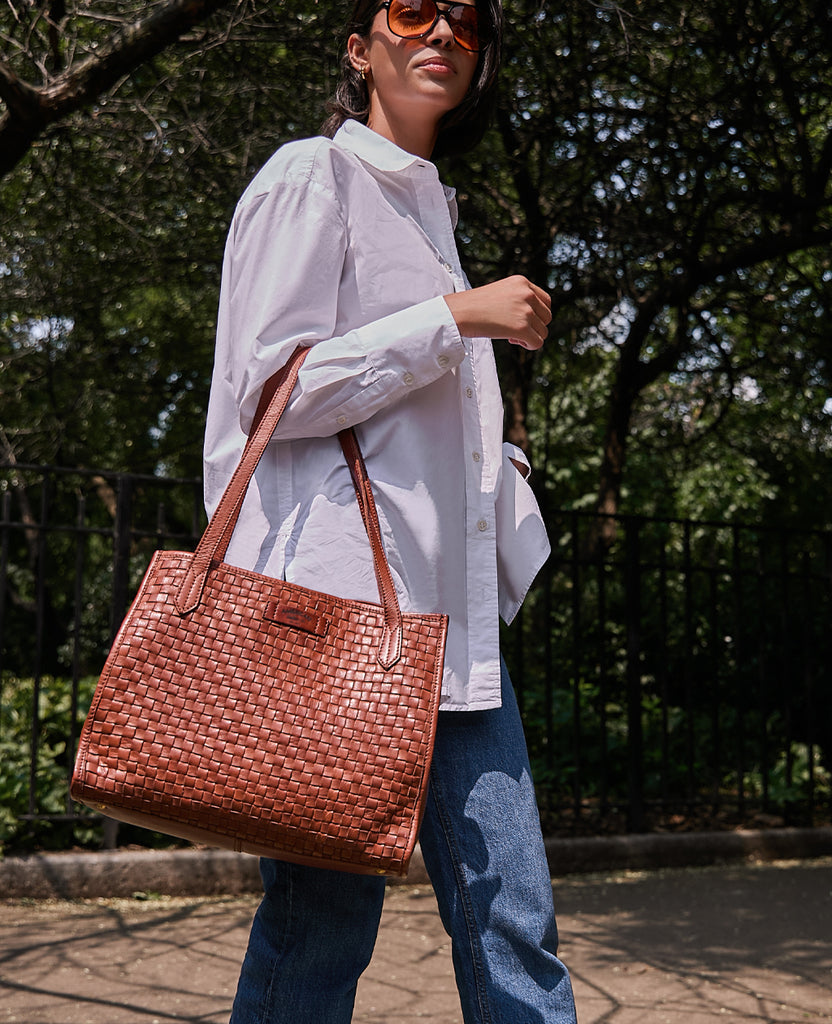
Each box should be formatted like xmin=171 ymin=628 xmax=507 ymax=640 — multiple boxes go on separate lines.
xmin=335 ymin=118 xmax=428 ymax=172
xmin=333 ymin=119 xmax=458 ymax=210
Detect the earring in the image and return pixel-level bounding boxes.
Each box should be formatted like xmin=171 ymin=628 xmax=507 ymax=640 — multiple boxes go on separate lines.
xmin=360 ymin=65 xmax=369 ymax=81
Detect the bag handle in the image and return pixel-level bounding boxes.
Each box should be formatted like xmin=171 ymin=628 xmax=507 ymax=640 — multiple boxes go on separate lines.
xmin=175 ymin=346 xmax=403 ymax=668
xmin=337 ymin=426 xmax=402 ymax=667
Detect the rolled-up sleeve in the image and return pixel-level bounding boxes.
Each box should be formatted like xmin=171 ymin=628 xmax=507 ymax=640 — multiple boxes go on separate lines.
xmin=221 ymin=169 xmax=466 ymax=439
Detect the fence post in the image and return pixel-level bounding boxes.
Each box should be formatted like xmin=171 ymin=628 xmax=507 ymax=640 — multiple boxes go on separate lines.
xmin=104 ymin=474 xmax=135 ymax=849
xmin=625 ymin=518 xmax=646 ymax=831
xmin=67 ymin=495 xmax=86 ymax=812
xmin=24 ymin=478 xmax=51 ymax=824
xmin=109 ymin=474 xmax=134 ymax=644
xmin=570 ymin=510 xmax=582 ymax=820
xmin=732 ymin=524 xmax=747 ymax=819
xmin=0 ymin=491 xmax=10 ymax=716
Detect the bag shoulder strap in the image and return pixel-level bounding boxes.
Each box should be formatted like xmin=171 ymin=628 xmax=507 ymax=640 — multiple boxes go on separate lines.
xmin=175 ymin=346 xmax=403 ymax=668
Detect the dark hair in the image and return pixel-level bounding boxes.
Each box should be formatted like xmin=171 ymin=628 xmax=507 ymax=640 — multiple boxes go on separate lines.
xmin=320 ymin=0 xmax=503 ymax=159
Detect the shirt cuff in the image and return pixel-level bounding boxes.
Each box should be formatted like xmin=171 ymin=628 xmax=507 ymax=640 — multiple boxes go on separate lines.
xmin=356 ymin=295 xmax=467 ymax=396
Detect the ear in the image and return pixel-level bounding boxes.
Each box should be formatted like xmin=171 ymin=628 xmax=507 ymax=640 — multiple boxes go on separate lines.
xmin=347 ymin=32 xmax=370 ymax=74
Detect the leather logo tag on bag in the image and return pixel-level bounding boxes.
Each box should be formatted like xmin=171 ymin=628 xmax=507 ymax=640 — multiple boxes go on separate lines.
xmin=265 ymin=600 xmax=328 ymax=637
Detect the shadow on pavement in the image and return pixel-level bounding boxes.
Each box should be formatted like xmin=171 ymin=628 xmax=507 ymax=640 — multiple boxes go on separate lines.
xmin=556 ymin=860 xmax=832 ymax=1024
xmin=0 ymin=859 xmax=830 ymax=1023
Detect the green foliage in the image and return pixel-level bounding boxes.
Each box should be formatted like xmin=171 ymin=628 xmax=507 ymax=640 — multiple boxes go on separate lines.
xmin=3 ymin=0 xmax=832 ymax=518
xmin=456 ymin=0 xmax=832 ymax=523
xmin=0 ymin=463 xmax=204 ymax=677
xmin=745 ymin=742 xmax=831 ymax=806
xmin=0 ymin=674 xmax=100 ymax=853
xmin=2 ymin=0 xmax=832 ymax=845
xmin=0 ymin=672 xmax=197 ymax=854
xmin=1 ymin=1 xmax=343 ymax=476
xmin=508 ymin=508 xmax=832 ymax=833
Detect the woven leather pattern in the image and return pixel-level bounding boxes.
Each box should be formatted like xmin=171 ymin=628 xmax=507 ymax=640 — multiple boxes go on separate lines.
xmin=72 ymin=550 xmax=447 ymax=876
xmin=72 ymin=348 xmax=448 ymax=876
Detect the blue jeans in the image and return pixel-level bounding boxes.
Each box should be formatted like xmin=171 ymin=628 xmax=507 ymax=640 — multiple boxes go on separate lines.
xmin=230 ymin=660 xmax=577 ymax=1024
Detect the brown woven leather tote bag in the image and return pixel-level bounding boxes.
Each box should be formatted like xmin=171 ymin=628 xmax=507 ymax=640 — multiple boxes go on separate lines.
xmin=71 ymin=346 xmax=447 ymax=877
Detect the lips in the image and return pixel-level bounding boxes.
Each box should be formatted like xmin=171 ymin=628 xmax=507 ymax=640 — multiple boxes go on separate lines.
xmin=417 ymin=56 xmax=456 ymax=73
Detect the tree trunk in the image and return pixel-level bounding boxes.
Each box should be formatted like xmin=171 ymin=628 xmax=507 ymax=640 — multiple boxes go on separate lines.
xmin=588 ymin=333 xmax=649 ymax=555
xmin=593 ymin=381 xmax=634 ymax=550
xmin=502 ymin=346 xmax=535 ymax=452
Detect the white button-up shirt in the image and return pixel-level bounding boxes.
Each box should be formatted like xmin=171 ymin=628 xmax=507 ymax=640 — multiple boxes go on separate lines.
xmin=204 ymin=119 xmax=549 ymax=710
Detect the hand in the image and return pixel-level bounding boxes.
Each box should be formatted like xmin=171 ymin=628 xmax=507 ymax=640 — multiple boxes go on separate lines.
xmin=443 ymin=275 xmax=552 ymax=350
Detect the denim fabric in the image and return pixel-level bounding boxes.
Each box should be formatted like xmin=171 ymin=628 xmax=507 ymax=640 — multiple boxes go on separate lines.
xmin=229 ymin=660 xmax=577 ymax=1024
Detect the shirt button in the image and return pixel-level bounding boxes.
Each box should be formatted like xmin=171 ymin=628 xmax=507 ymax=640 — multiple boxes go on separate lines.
xmin=477 ymin=519 xmax=488 ymax=532
xmin=337 ymin=415 xmax=347 ymax=425
xmin=443 ymin=262 xmax=453 ymax=273
xmin=472 ymin=451 xmax=481 ymax=463
xmin=403 ymin=371 xmax=415 ymax=386
xmin=437 ymin=355 xmax=449 ymax=368
xmin=465 ymin=387 xmax=473 ymax=398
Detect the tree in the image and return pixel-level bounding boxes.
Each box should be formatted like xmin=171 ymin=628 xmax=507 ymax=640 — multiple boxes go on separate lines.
xmin=454 ymin=0 xmax=832 ymax=542
xmin=1 ymin=0 xmax=339 ymax=476
xmin=3 ymin=0 xmax=831 ymax=542
xmin=0 ymin=0 xmax=237 ymax=178
xmin=4 ymin=1 xmax=832 ymax=834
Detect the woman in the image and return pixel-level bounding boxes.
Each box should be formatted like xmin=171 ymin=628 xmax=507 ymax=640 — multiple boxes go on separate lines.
xmin=204 ymin=1 xmax=578 ymax=1021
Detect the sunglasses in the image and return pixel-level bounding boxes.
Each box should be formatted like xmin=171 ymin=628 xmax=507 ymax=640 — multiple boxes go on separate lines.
xmin=380 ymin=0 xmax=490 ymax=53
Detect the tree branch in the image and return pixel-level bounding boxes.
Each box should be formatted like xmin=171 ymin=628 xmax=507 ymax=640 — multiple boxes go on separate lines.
xmin=0 ymin=62 xmax=42 ymax=120
xmin=634 ymin=223 xmax=832 ymax=391
xmin=590 ymin=220 xmax=832 ymax=543
xmin=0 ymin=0 xmax=238 ymax=179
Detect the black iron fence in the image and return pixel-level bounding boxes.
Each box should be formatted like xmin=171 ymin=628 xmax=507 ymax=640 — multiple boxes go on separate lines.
xmin=1 ymin=462 xmax=830 ymax=851
xmin=504 ymin=510 xmax=832 ymax=835
xmin=0 ymin=463 xmax=205 ymax=849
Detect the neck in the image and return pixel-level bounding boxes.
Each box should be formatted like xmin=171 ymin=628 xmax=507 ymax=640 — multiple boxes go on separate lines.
xmin=366 ymin=100 xmax=439 ymax=160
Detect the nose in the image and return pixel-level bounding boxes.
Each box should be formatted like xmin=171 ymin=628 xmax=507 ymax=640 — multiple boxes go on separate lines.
xmin=427 ymin=12 xmax=457 ymax=48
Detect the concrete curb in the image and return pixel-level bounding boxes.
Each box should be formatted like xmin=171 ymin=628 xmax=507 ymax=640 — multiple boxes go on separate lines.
xmin=543 ymin=825 xmax=832 ymax=874
xmin=2 ymin=827 xmax=831 ymax=900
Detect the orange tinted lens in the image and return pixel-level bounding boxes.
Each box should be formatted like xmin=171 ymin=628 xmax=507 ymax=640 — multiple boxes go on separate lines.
xmin=447 ymin=5 xmax=480 ymax=49
xmin=387 ymin=0 xmax=483 ymax=50
xmin=387 ymin=0 xmax=435 ymax=37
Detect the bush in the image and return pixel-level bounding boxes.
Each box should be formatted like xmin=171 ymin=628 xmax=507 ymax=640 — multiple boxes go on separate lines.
xmin=0 ymin=674 xmax=100 ymax=853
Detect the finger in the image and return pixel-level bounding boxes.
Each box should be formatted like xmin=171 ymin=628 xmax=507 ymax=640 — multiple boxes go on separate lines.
xmin=528 ymin=300 xmax=552 ymax=328
xmin=526 ymin=280 xmax=552 ymax=312
xmin=509 ymin=334 xmax=543 ymax=351
xmin=529 ymin=280 xmax=551 ymax=304
xmin=509 ymin=314 xmax=547 ymax=350
xmin=530 ymin=311 xmax=550 ymax=346
xmin=525 ymin=309 xmax=550 ymax=347
xmin=529 ymin=290 xmax=552 ymax=325
xmin=509 ymin=296 xmax=549 ymax=337
xmin=511 ymin=282 xmax=549 ymax=326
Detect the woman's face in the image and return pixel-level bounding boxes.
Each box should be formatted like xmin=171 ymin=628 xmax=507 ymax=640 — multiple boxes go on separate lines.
xmin=351 ymin=2 xmax=481 ymax=139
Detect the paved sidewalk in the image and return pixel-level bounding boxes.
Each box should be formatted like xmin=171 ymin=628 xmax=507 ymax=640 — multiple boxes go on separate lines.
xmin=1 ymin=858 xmax=830 ymax=1024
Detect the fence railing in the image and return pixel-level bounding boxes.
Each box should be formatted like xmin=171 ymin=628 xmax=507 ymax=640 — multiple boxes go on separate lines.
xmin=504 ymin=510 xmax=832 ymax=835
xmin=0 ymin=463 xmax=205 ymax=848
xmin=1 ymin=462 xmax=830 ymax=851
